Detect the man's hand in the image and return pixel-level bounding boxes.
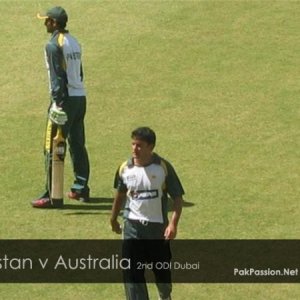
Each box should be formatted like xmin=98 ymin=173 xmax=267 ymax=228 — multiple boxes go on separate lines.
xmin=164 ymin=196 xmax=182 ymax=240
xmin=110 ymin=218 xmax=122 ymax=234
xmin=110 ymin=191 xmax=126 ymax=235
xmin=49 ymin=102 xmax=68 ymax=125
xmin=164 ymin=223 xmax=177 ymax=240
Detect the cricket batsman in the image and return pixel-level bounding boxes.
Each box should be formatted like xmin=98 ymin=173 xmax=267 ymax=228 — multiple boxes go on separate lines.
xmin=31 ymin=6 xmax=90 ymax=208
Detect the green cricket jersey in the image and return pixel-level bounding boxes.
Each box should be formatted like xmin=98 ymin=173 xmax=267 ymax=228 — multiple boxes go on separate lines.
xmin=44 ymin=30 xmax=85 ymax=104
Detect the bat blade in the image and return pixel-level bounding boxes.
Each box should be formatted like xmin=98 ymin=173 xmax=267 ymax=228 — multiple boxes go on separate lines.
xmin=51 ymin=126 xmax=66 ymax=207
xmin=44 ymin=119 xmax=53 ymax=200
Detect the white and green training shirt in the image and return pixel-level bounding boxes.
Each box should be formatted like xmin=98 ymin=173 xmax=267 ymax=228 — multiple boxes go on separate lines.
xmin=114 ymin=153 xmax=185 ymax=224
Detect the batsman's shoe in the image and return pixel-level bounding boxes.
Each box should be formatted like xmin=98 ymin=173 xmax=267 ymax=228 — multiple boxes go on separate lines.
xmin=67 ymin=188 xmax=90 ymax=202
xmin=31 ymin=197 xmax=52 ymax=208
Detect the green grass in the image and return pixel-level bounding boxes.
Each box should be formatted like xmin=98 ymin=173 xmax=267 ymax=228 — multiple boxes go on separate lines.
xmin=1 ymin=0 xmax=300 ymax=298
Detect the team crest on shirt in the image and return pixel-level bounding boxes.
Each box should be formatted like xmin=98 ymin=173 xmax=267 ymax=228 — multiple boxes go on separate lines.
xmin=126 ymin=175 xmax=137 ymax=183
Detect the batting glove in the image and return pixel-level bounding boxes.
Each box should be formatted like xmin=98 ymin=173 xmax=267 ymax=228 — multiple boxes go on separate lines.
xmin=49 ymin=103 xmax=68 ymax=125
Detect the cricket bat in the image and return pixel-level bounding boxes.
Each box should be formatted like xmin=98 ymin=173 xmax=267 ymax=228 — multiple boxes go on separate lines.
xmin=51 ymin=126 xmax=66 ymax=207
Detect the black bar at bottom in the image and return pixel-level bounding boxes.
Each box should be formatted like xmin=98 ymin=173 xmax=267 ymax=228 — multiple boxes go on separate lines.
xmin=0 ymin=240 xmax=299 ymax=283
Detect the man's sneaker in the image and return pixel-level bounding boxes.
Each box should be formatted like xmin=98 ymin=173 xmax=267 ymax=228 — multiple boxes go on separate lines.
xmin=31 ymin=197 xmax=53 ymax=208
xmin=67 ymin=188 xmax=90 ymax=202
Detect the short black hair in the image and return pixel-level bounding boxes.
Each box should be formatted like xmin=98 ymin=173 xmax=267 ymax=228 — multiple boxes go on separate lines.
xmin=131 ymin=127 xmax=156 ymax=146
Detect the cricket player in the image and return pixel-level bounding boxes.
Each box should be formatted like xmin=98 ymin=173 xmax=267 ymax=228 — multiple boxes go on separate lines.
xmin=111 ymin=127 xmax=184 ymax=300
xmin=32 ymin=6 xmax=90 ymax=208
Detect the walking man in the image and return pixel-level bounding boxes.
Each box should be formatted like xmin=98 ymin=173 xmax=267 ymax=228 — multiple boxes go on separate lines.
xmin=111 ymin=127 xmax=184 ymax=300
xmin=32 ymin=6 xmax=90 ymax=208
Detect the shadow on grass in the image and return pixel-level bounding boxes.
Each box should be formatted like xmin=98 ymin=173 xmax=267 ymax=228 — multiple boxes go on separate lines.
xmin=62 ymin=197 xmax=195 ymax=215
xmin=182 ymin=200 xmax=194 ymax=207
xmin=62 ymin=197 xmax=113 ymax=215
xmin=167 ymin=199 xmax=195 ymax=211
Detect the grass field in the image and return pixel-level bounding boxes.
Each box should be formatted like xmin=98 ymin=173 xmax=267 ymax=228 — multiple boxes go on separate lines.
xmin=1 ymin=0 xmax=300 ymax=299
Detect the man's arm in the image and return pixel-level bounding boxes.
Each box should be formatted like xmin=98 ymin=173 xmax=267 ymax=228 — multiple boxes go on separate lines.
xmin=45 ymin=43 xmax=68 ymax=105
xmin=163 ymin=159 xmax=184 ymax=240
xmin=164 ymin=195 xmax=183 ymax=240
xmin=110 ymin=191 xmax=126 ymax=234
